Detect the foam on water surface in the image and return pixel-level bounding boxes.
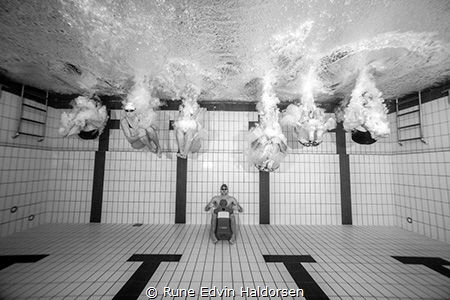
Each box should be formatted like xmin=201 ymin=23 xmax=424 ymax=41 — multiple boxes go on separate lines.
xmin=0 ymin=0 xmax=448 ymax=102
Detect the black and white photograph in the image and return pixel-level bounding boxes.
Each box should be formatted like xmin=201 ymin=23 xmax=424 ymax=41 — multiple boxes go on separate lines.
xmin=0 ymin=0 xmax=449 ymax=299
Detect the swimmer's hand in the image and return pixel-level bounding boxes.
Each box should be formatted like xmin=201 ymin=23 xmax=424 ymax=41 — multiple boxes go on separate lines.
xmin=205 ymin=202 xmax=215 ymax=212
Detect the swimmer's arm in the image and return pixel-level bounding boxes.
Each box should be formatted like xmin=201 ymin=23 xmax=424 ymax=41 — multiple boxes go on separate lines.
xmin=231 ymin=197 xmax=243 ymax=212
xmin=121 ymin=118 xmax=142 ymax=142
xmin=67 ymin=126 xmax=81 ymax=137
xmin=204 ymin=196 xmax=218 ymax=212
xmin=193 ymin=107 xmax=204 ymax=119
xmin=278 ymin=140 xmax=288 ymax=153
xmin=148 ymin=123 xmax=159 ymax=131
xmin=60 ymin=113 xmax=85 ymax=136
xmin=88 ymin=118 xmax=107 ymax=129
xmin=120 ymin=118 xmax=130 ymax=134
xmin=120 ymin=119 xmax=134 ymax=140
xmin=61 ymin=120 xmax=80 ymax=137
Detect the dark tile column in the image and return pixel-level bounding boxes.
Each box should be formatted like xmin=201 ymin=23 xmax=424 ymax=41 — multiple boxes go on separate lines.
xmin=335 ymin=122 xmax=352 ymax=225
xmin=175 ymin=157 xmax=187 ymax=224
xmin=90 ymin=115 xmax=115 ymax=223
xmin=259 ymin=171 xmax=270 ymax=224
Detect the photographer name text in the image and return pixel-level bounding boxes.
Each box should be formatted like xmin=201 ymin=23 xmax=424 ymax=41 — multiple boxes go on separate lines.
xmin=145 ymin=286 xmax=303 ymax=298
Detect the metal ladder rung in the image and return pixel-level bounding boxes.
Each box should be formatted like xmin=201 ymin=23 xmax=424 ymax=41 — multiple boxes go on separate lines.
xmin=20 ymin=117 xmax=45 ymax=125
xmin=398 ymin=96 xmax=419 ymax=105
xmin=12 ymin=85 xmax=48 ymax=142
xmin=23 ymin=103 xmax=47 ymax=112
xmin=23 ymin=89 xmax=47 ymax=98
xmin=398 ymin=123 xmax=420 ymax=130
xmin=395 ymin=91 xmax=427 ymax=146
xmin=397 ymin=109 xmax=419 ymax=117
xmin=398 ymin=137 xmax=424 ymax=142
xmin=15 ymin=132 xmax=44 ymax=138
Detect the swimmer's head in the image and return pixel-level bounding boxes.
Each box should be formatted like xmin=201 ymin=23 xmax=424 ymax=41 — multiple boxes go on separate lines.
xmin=220 ymin=184 xmax=228 ymax=195
xmin=124 ymin=102 xmax=136 ymax=112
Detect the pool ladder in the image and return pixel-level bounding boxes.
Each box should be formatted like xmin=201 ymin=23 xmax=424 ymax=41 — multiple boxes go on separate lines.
xmin=395 ymin=91 xmax=427 ymax=146
xmin=10 ymin=84 xmax=49 ymax=142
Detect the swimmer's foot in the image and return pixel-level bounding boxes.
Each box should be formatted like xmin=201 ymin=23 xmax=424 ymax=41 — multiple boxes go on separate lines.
xmin=229 ymin=235 xmax=236 ymax=244
xmin=156 ymin=149 xmax=162 ymax=158
xmin=176 ymin=152 xmax=186 ymax=159
xmin=212 ymin=237 xmax=218 ymax=244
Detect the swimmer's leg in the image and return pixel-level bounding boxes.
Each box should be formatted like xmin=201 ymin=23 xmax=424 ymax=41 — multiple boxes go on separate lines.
xmin=175 ymin=128 xmax=186 ymax=158
xmin=308 ymin=128 xmax=315 ymax=143
xmin=210 ymin=213 xmax=218 ymax=244
xmin=229 ymin=214 xmax=237 ymax=244
xmin=146 ymin=127 xmax=162 ymax=157
xmin=183 ymin=129 xmax=195 ymax=158
xmin=279 ymin=140 xmax=288 ymax=153
xmin=139 ymin=135 xmax=161 ymax=157
xmin=190 ymin=134 xmax=202 ymax=153
xmin=314 ymin=129 xmax=325 ymax=145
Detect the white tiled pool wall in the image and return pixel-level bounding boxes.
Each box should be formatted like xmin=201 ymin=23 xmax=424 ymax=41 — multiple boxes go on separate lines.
xmin=1 ymin=90 xmax=449 ymax=242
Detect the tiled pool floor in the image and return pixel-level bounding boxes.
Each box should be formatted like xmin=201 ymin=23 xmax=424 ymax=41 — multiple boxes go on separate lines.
xmin=0 ymin=224 xmax=449 ymax=299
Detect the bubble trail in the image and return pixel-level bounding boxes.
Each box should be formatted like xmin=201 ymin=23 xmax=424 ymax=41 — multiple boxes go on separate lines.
xmin=59 ymin=96 xmax=108 ymax=137
xmin=247 ymin=71 xmax=287 ymax=172
xmin=280 ymin=66 xmax=336 ymax=147
xmin=341 ymin=67 xmax=390 ymax=140
xmin=123 ymin=78 xmax=161 ymax=129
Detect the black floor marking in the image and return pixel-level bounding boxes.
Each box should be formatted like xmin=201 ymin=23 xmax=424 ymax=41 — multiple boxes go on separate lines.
xmin=392 ymin=256 xmax=450 ymax=278
xmin=0 ymin=255 xmax=49 ymax=271
xmin=263 ymin=255 xmax=330 ymax=300
xmin=113 ymin=254 xmax=182 ymax=300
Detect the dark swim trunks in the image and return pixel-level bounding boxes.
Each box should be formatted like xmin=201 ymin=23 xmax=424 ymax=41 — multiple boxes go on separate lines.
xmin=213 ymin=199 xmax=234 ymax=215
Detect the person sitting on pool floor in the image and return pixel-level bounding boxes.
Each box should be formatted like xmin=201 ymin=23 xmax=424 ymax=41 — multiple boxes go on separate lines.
xmin=205 ymin=184 xmax=243 ymax=244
